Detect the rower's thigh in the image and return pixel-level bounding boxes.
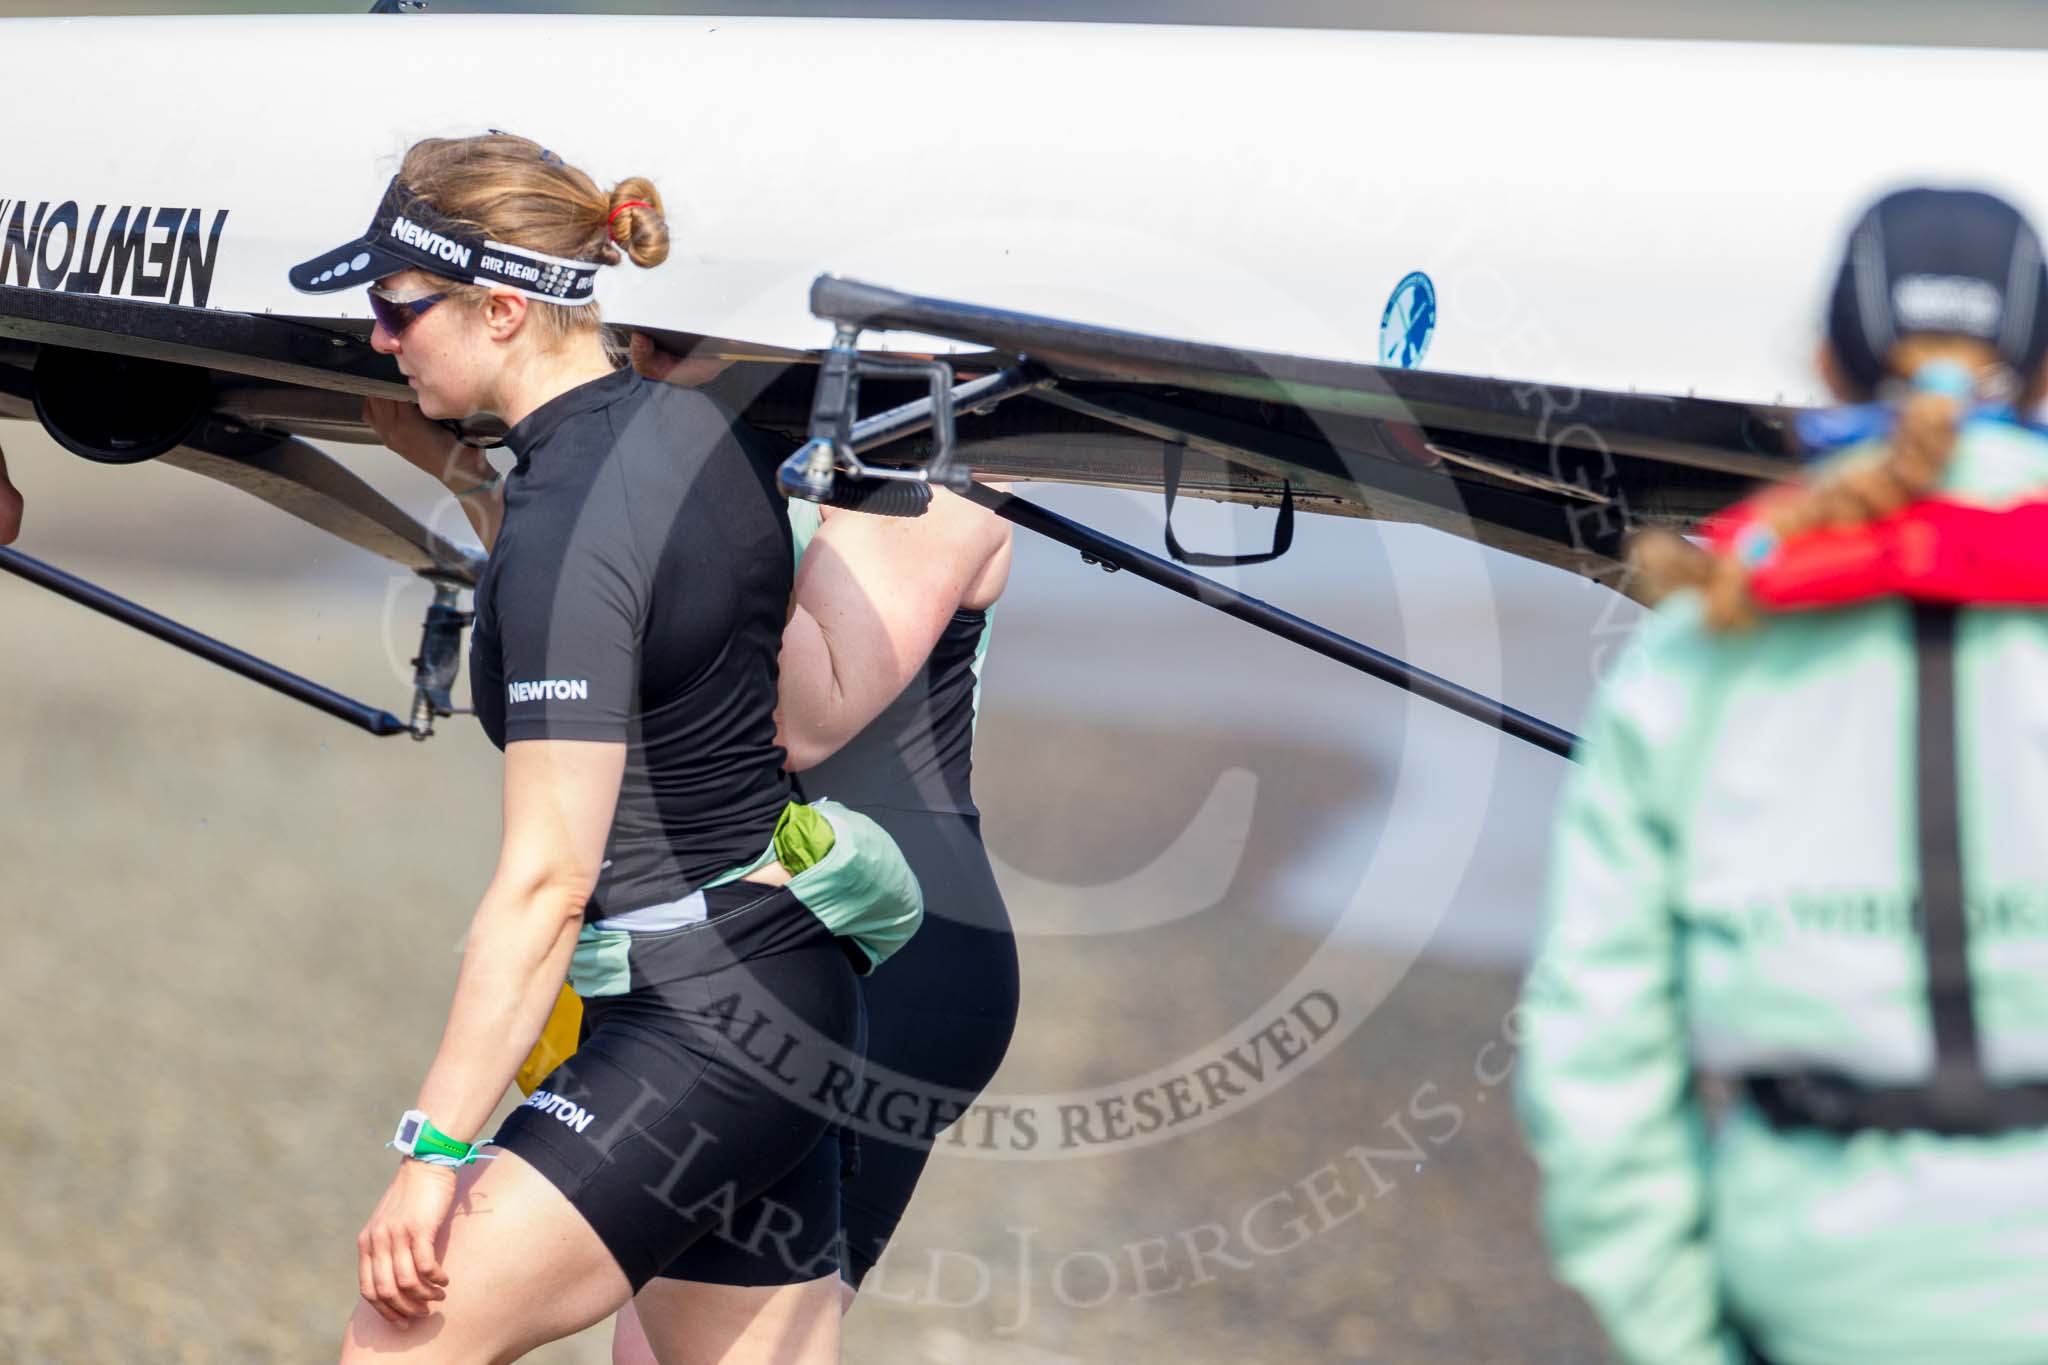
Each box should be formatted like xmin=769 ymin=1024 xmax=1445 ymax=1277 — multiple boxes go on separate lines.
xmin=340 ymin=1148 xmax=631 ymax=1364
xmin=628 ymin=1274 xmax=842 ymax=1365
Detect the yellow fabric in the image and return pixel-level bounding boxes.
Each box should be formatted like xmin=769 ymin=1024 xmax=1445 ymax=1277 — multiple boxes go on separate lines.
xmin=516 ymin=984 xmax=584 ymax=1097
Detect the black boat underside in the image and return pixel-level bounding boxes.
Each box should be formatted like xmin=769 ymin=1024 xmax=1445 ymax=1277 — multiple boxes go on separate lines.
xmin=0 ymin=277 xmax=1813 ymax=752
xmin=0 ymin=280 xmax=1805 ymax=591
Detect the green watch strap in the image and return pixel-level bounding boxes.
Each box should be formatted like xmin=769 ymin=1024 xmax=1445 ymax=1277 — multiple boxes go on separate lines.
xmin=415 ymin=1117 xmax=477 ymax=1164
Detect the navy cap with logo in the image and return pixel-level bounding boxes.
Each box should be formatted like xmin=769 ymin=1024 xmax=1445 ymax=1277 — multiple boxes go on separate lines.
xmin=288 ymin=175 xmax=600 ymax=305
xmin=1827 ymin=186 xmax=2048 ymax=396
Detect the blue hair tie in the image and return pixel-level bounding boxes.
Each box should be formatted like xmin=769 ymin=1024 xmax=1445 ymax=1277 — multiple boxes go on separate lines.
xmin=1733 ymin=522 xmax=1779 ymax=568
xmin=1795 ymin=403 xmax=1893 ymax=455
xmin=1795 ymin=384 xmax=2044 ymax=460
xmin=1910 ymin=358 xmax=1977 ymax=399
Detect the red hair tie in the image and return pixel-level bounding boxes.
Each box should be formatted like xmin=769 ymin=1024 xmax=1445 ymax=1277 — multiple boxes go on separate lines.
xmin=608 ymin=200 xmax=652 ymax=231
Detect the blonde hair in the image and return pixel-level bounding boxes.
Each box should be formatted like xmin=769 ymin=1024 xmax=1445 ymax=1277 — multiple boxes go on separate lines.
xmin=396 ymin=130 xmax=668 ymax=354
xmin=1629 ymin=338 xmax=2023 ymax=629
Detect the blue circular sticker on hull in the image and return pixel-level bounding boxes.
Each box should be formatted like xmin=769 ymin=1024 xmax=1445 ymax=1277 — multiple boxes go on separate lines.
xmin=1379 ymin=271 xmax=1436 ymax=369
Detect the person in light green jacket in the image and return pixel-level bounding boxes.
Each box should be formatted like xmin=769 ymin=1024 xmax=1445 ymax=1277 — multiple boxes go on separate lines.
xmin=1518 ymin=186 xmax=2048 ymax=1365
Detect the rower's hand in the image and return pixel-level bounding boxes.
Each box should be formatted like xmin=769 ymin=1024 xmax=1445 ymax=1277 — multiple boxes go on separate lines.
xmin=356 ymin=1159 xmax=455 ymax=1328
xmin=363 ymin=397 xmax=468 ymax=484
xmin=0 ymin=440 xmax=21 ymax=546
xmin=630 ymin=332 xmax=732 ymax=389
xmin=0 ymin=495 xmax=15 ymax=545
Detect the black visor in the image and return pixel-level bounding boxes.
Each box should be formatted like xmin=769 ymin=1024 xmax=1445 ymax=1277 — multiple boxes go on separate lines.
xmin=288 ymin=176 xmax=600 ymax=305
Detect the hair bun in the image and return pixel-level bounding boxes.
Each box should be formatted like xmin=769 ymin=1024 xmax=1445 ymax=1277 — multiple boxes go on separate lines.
xmin=607 ymin=179 xmax=669 ymax=270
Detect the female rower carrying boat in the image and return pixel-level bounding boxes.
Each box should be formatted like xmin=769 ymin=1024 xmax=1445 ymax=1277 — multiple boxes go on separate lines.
xmin=372 ymin=327 xmax=1022 ymax=1359
xmin=1518 ymin=186 xmax=2048 ymax=1365
xmin=299 ymin=130 xmax=919 ymax=1364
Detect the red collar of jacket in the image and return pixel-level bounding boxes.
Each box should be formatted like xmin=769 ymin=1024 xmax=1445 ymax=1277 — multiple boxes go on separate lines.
xmin=1703 ymin=494 xmax=2048 ymax=609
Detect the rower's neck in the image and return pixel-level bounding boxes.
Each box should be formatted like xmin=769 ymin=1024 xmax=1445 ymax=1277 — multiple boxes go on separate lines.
xmin=493 ymin=336 xmax=618 ymax=430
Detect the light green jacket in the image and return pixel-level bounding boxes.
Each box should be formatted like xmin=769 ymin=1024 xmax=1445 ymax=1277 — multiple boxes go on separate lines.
xmin=1517 ymin=420 xmax=2048 ymax=1365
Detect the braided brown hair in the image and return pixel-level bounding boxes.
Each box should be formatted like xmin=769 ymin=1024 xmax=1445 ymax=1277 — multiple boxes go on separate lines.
xmin=1628 ymin=336 xmax=2026 ymax=629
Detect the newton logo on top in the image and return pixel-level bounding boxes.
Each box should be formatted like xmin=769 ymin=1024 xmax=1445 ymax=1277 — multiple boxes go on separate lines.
xmin=1378 ymin=270 xmax=1436 ymax=369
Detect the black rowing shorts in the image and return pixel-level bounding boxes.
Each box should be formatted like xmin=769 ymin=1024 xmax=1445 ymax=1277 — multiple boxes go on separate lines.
xmin=492 ymin=882 xmax=864 ymax=1290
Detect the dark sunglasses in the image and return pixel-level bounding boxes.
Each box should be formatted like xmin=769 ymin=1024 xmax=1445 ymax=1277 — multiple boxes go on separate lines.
xmin=367 ymin=286 xmax=448 ymax=337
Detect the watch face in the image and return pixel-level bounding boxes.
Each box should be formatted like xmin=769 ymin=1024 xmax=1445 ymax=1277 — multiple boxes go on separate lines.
xmin=397 ymin=1116 xmax=422 ymax=1147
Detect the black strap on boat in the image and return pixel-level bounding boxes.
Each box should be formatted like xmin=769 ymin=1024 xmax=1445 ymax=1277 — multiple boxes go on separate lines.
xmin=1161 ymin=442 xmax=1294 ymax=567
xmin=1746 ymin=603 xmax=2048 ymax=1136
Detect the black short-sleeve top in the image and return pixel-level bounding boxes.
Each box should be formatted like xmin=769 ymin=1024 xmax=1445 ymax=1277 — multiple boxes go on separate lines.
xmin=468 ymin=365 xmax=795 ymax=919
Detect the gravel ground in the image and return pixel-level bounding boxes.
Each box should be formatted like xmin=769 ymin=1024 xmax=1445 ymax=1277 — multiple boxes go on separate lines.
xmin=0 ymin=576 xmax=1605 ymax=1364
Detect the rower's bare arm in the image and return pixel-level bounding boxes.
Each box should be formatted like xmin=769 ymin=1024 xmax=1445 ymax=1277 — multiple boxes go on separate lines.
xmin=363 ymin=397 xmax=504 ymax=551
xmin=778 ymin=489 xmax=1008 ymax=770
xmin=625 ymin=330 xmax=1012 ymax=768
xmin=411 ymin=738 xmax=623 ymax=1143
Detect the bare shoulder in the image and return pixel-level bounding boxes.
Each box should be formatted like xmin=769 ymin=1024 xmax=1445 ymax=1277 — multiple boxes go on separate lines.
xmin=812 ymin=484 xmax=1012 ymax=609
xmin=816 ymin=484 xmax=1008 ymax=553
xmin=929 ymin=484 xmax=1012 ymax=551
